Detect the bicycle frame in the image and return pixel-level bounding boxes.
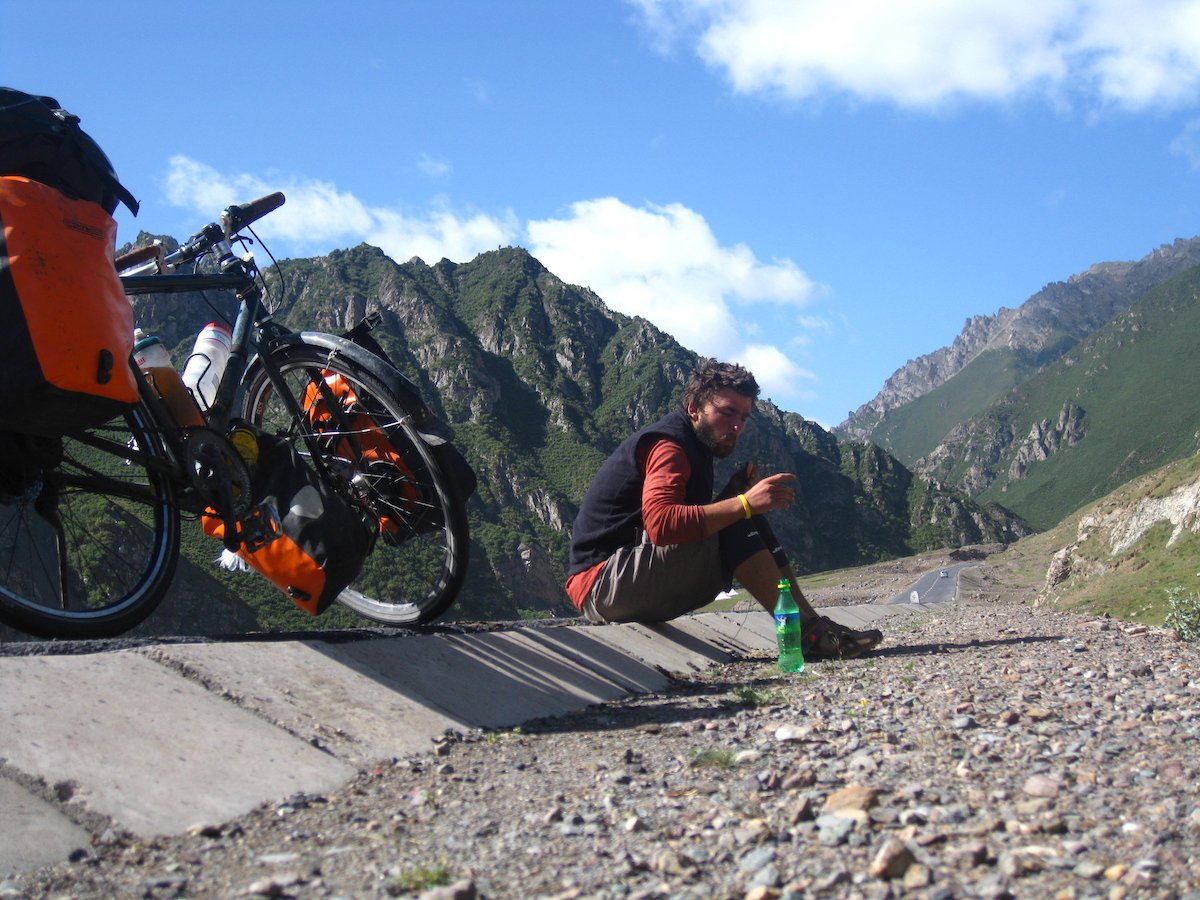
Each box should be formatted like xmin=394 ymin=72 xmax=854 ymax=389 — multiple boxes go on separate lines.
xmin=118 ymin=250 xmax=402 ymax=525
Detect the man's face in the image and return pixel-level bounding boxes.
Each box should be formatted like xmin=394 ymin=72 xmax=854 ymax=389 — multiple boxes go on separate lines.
xmin=687 ymin=388 xmax=752 ymax=458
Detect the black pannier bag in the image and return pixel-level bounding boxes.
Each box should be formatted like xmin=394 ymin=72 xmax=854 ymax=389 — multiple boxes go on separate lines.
xmin=202 ymin=426 xmax=376 ymax=616
xmin=0 ymin=87 xmax=139 ymax=216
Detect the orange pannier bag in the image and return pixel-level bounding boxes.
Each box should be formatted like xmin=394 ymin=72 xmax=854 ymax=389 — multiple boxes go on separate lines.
xmin=303 ymin=370 xmax=430 ymax=539
xmin=0 ymin=176 xmax=138 ymax=433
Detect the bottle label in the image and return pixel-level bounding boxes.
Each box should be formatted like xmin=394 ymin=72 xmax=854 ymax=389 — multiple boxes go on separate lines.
xmin=774 ymin=611 xmax=799 ymax=634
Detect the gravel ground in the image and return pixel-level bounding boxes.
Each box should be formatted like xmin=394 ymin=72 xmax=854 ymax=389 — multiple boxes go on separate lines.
xmin=8 ymin=591 xmax=1200 ymax=900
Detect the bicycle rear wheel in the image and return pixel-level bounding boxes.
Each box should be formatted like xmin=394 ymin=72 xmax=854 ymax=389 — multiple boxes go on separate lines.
xmin=0 ymin=403 xmax=181 ymax=639
xmin=239 ymin=340 xmax=469 ymax=625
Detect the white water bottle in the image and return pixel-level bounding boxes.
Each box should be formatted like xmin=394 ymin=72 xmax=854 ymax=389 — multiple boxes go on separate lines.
xmin=133 ymin=328 xmax=172 ymax=370
xmin=181 ymin=322 xmax=233 ymax=411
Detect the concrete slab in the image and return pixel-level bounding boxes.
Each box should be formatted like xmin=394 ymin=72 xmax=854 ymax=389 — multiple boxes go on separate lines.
xmin=0 ymin=598 xmax=939 ymax=879
xmin=692 ymin=612 xmax=777 ymax=655
xmin=504 ymin=626 xmax=672 ymax=694
xmin=580 ymin=620 xmax=735 ymax=677
xmin=146 ymin=639 xmax=470 ymax=764
xmin=0 ymin=775 xmax=90 ymax=878
xmin=0 ymin=652 xmax=353 ymax=838
xmin=707 ymin=610 xmax=778 ymax=648
xmin=330 ymin=629 xmax=655 ymax=730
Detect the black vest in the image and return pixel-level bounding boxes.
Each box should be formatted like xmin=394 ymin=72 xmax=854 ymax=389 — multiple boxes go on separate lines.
xmin=567 ymin=408 xmax=714 ymax=575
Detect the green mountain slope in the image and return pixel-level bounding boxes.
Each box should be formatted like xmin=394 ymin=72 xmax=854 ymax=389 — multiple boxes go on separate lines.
xmin=867 ymin=346 xmax=1031 ymax=463
xmin=918 ymin=265 xmax=1200 ymax=529
xmin=840 ymin=237 xmax=1200 ymax=463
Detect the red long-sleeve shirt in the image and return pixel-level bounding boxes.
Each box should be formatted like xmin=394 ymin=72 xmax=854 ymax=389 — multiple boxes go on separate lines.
xmin=564 ymin=437 xmax=707 ymax=610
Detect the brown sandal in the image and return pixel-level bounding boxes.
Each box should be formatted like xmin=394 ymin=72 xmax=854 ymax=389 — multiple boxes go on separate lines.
xmin=802 ymin=616 xmax=883 ymax=660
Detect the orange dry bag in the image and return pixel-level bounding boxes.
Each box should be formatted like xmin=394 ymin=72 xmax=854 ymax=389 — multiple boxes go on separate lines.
xmin=0 ymin=176 xmax=138 ymax=433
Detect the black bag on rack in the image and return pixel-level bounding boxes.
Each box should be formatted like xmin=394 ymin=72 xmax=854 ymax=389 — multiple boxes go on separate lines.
xmin=203 ymin=426 xmax=375 ymax=616
xmin=0 ymin=87 xmax=139 ymax=215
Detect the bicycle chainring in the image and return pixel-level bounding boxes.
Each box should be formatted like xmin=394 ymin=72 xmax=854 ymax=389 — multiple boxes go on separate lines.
xmin=182 ymin=427 xmax=253 ymax=519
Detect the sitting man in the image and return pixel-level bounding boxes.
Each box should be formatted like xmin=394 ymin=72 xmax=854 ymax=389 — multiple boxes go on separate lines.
xmin=564 ymin=358 xmax=882 ymax=660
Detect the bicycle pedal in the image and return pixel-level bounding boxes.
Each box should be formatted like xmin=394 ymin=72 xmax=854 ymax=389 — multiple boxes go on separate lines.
xmin=234 ymin=501 xmax=283 ymax=551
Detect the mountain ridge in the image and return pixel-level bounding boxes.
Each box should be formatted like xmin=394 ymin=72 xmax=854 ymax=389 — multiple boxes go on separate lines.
xmin=836 ymin=236 xmax=1200 ymax=458
xmin=913 ymin=262 xmax=1200 ymax=529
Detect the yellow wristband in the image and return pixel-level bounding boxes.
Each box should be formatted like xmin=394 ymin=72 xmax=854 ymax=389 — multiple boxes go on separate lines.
xmin=737 ymin=493 xmax=752 ymax=519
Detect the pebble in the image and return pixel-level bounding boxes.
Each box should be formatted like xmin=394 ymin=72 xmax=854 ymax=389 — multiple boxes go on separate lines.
xmin=13 ymin=598 xmax=1200 ymax=898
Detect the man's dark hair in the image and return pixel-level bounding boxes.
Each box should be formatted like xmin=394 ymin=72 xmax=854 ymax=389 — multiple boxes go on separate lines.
xmin=681 ymin=358 xmax=760 ymax=412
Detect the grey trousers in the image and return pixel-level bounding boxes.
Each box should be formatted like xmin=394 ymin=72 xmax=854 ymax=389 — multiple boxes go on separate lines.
xmin=581 ymin=535 xmax=728 ymax=624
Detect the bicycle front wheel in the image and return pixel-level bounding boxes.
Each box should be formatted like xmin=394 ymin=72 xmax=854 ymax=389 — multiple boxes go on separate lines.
xmin=239 ymin=340 xmax=469 ymax=625
xmin=0 ymin=403 xmax=181 ymax=639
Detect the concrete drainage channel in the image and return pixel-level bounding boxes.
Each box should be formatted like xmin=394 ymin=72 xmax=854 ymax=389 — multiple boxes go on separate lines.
xmin=0 ymin=602 xmax=928 ymax=878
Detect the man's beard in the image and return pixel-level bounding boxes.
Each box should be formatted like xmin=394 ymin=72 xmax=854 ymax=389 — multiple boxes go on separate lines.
xmin=694 ymin=418 xmax=737 ymax=458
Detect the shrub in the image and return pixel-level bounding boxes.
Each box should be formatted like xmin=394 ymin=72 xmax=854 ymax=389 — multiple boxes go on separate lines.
xmin=1164 ymin=586 xmax=1200 ymax=641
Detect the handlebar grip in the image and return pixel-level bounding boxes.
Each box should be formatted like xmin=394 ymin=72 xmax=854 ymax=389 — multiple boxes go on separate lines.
xmin=221 ymin=191 xmax=285 ymax=237
xmin=114 ymin=242 xmax=164 ymax=273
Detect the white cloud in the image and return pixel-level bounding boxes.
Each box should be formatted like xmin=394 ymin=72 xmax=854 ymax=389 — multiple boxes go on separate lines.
xmin=417 ymin=153 xmax=452 ymax=178
xmin=164 ymin=158 xmax=822 ymax=411
xmin=631 ymin=0 xmax=1200 ymax=111
xmin=165 ymin=155 xmax=376 ymax=243
xmin=1170 ymin=117 xmax=1200 ymax=167
xmin=164 ymin=156 xmax=518 ymax=262
xmin=465 ymin=77 xmax=492 ymax=104
xmin=526 ymin=197 xmax=820 ymax=407
xmin=371 ymin=205 xmax=519 ymax=264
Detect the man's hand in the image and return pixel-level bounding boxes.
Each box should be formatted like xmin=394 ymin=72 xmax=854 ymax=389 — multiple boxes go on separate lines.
xmin=744 ymin=471 xmax=796 ymax=514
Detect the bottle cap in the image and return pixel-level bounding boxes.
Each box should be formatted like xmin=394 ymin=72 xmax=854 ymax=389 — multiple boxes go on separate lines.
xmin=777 ymin=579 xmax=790 ymax=591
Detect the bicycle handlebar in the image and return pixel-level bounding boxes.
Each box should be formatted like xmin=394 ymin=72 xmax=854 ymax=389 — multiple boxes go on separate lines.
xmin=222 ymin=191 xmax=285 ymax=238
xmin=114 ymin=242 xmax=163 ymax=272
xmin=114 ymin=191 xmax=287 ymax=274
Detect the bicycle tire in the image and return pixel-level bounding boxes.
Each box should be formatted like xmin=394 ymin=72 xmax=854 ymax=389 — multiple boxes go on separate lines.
xmin=0 ymin=402 xmax=181 ymax=639
xmin=239 ymin=337 xmax=469 ymax=625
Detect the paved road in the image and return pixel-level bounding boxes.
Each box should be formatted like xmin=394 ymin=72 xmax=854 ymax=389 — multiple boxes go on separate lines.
xmin=888 ymin=562 xmax=970 ymax=604
xmin=0 ymin=593 xmax=941 ymax=880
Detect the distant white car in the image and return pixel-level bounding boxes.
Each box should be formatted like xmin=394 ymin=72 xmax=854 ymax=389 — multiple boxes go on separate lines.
xmin=939 ymin=570 xmax=948 ymax=578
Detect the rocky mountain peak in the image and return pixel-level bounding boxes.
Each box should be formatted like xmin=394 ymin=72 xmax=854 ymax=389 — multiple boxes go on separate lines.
xmin=837 ymin=236 xmax=1200 ymax=443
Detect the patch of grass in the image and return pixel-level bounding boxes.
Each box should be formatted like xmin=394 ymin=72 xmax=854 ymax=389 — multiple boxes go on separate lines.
xmin=482 ymin=726 xmax=523 ymax=744
xmin=697 ymin=590 xmax=751 ymax=613
xmin=889 ymin=616 xmax=933 ymax=634
xmin=689 ymin=747 xmax=736 ymax=769
xmin=387 ymin=863 xmax=452 ymax=895
xmin=726 ymin=685 xmax=788 ymax=708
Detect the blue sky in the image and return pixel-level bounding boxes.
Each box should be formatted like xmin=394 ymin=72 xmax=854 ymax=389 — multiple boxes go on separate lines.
xmin=7 ymin=1 xmax=1200 ymax=427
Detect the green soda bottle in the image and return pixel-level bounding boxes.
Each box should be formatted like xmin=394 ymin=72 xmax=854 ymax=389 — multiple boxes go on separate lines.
xmin=774 ymin=579 xmax=805 ymax=672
